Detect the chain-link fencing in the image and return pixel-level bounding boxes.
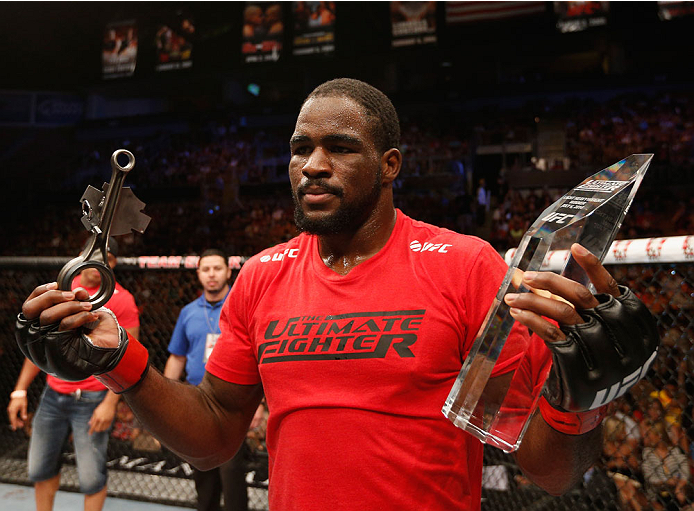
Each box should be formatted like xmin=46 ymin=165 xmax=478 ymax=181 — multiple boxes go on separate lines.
xmin=0 ymin=251 xmax=692 ymax=510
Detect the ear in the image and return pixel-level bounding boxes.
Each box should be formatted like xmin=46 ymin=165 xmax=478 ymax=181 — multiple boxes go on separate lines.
xmin=381 ymin=148 xmax=402 ymax=185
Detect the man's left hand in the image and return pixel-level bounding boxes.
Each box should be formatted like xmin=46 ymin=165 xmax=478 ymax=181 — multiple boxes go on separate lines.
xmin=504 ymin=243 xmax=620 ymax=342
xmin=504 ymin=243 xmax=660 ymax=414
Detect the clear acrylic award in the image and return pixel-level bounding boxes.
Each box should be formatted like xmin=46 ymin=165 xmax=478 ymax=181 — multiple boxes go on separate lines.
xmin=442 ymin=154 xmax=653 ymax=452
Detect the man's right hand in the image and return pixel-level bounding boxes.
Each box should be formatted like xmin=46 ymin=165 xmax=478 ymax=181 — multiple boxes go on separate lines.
xmin=20 ymin=282 xmax=120 ymax=345
xmin=16 ymin=282 xmax=149 ymax=393
xmin=7 ymin=395 xmax=28 ymax=431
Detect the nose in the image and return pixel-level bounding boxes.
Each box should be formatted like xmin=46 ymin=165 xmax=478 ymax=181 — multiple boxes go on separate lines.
xmin=302 ymin=147 xmax=331 ymax=178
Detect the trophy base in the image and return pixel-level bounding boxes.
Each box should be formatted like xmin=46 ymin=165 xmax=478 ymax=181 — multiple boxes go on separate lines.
xmin=442 ymin=401 xmax=520 ymax=453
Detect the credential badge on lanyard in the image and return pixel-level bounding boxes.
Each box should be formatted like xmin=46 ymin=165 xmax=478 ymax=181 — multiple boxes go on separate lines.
xmin=205 ymin=333 xmax=220 ymax=363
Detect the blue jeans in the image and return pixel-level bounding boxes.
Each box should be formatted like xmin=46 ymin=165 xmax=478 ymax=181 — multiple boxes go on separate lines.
xmin=28 ymin=387 xmax=111 ymax=494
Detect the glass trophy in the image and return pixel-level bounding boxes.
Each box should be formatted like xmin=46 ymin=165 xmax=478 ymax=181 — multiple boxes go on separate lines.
xmin=442 ymin=153 xmax=653 ymax=452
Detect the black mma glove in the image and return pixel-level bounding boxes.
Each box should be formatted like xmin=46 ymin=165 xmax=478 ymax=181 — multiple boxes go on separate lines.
xmin=539 ymin=285 xmax=660 ymax=435
xmin=15 ymin=308 xmax=149 ymax=393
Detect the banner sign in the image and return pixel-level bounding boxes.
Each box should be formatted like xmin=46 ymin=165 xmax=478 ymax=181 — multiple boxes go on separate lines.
xmin=504 ymin=236 xmax=694 ymax=268
xmin=445 ymin=1 xmax=545 ymax=24
xmin=242 ymin=2 xmax=284 ymax=63
xmin=102 ymin=20 xmax=138 ymax=79
xmin=391 ymin=1 xmax=437 ymax=47
xmin=292 ymin=1 xmax=336 ymax=56
xmin=0 ymin=255 xmax=247 ymax=270
xmin=155 ymin=15 xmax=195 ymax=71
xmin=658 ymin=1 xmax=694 ymax=20
xmin=34 ymin=94 xmax=84 ymax=125
xmin=0 ymin=93 xmax=83 ymax=126
xmin=554 ymin=1 xmax=609 ymax=33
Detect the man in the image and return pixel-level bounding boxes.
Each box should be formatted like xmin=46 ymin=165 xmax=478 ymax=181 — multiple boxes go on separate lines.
xmin=164 ymin=249 xmax=248 ymax=511
xmin=8 ymin=237 xmax=139 ymax=511
xmin=16 ymin=79 xmax=659 ymax=510
xmin=475 ymin=177 xmax=489 ymax=227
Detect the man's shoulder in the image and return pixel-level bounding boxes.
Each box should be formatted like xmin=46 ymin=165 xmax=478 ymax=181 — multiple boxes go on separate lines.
xmin=229 ymin=235 xmax=309 ymax=301
xmin=181 ymin=295 xmax=204 ymax=314
xmin=400 ymin=213 xmax=493 ymax=257
xmin=242 ymin=234 xmax=309 ymax=273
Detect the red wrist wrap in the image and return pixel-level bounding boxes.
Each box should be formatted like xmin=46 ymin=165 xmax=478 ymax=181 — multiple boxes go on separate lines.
xmin=95 ymin=331 xmax=149 ymax=394
xmin=538 ymin=395 xmax=607 ymax=435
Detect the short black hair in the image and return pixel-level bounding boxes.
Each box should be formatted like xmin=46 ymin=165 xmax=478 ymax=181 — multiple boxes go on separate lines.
xmin=199 ymin=248 xmax=228 ymax=266
xmin=304 ymin=78 xmax=400 ymax=153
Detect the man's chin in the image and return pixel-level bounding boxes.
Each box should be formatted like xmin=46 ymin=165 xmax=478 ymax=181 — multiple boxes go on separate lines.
xmin=293 ymin=197 xmax=368 ymax=235
xmin=295 ymin=212 xmax=344 ymax=235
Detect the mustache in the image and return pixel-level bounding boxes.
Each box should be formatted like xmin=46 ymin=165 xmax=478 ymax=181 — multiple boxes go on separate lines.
xmin=296 ymin=179 xmax=344 ymax=198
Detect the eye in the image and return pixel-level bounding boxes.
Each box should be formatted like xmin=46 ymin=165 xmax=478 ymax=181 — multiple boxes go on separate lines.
xmin=291 ymin=145 xmax=311 ymax=156
xmin=331 ymin=145 xmax=354 ymax=154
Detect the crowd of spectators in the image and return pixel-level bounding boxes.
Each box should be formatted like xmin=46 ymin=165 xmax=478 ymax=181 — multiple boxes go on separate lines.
xmin=563 ymin=91 xmax=694 ymax=172
xmin=597 ymin=375 xmax=694 ymax=511
xmin=4 ymin=88 xmax=694 ymax=261
xmin=601 ymin=245 xmax=694 ymax=510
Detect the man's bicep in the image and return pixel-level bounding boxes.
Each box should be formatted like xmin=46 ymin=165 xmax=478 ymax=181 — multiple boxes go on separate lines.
xmin=200 ymin=371 xmax=264 ymax=426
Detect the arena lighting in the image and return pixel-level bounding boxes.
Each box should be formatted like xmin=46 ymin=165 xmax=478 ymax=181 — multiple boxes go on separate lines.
xmin=247 ymin=83 xmax=260 ymax=96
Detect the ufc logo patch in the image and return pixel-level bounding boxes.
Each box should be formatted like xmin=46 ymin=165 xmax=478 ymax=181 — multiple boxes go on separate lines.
xmin=588 ymin=348 xmax=658 ymax=410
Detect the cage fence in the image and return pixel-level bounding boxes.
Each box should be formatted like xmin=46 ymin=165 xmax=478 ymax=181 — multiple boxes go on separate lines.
xmin=0 ymin=244 xmax=692 ymax=511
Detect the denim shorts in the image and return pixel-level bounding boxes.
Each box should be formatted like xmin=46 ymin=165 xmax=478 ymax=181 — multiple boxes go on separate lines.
xmin=28 ymin=387 xmax=111 ymax=494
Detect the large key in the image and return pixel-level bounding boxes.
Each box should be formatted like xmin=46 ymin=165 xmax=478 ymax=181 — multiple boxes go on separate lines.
xmin=56 ymin=149 xmax=150 ymax=309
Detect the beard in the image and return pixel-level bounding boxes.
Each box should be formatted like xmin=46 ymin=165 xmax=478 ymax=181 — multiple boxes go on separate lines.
xmin=293 ymin=171 xmax=382 ymax=235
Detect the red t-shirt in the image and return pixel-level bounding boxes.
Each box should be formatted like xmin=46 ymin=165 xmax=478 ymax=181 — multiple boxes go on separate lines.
xmin=207 ymin=210 xmax=547 ymax=511
xmin=46 ymin=276 xmax=140 ymax=393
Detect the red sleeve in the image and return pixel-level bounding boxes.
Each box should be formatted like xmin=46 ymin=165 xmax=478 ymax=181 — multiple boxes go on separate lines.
xmin=206 ymin=264 xmax=262 ymax=385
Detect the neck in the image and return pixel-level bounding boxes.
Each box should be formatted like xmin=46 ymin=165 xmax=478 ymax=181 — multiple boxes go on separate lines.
xmin=204 ymin=284 xmax=229 ymax=303
xmin=317 ymin=203 xmax=397 ymax=276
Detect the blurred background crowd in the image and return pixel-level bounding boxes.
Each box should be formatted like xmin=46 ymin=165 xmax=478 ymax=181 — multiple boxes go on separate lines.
xmin=3 ymin=87 xmax=694 ymax=260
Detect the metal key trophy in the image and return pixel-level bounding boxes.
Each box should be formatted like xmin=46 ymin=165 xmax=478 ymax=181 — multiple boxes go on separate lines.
xmin=56 ymin=149 xmax=151 ymax=309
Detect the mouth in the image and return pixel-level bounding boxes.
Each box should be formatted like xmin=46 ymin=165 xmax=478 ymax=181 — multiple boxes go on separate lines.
xmin=298 ymin=183 xmax=342 ymax=205
xmin=302 ymin=191 xmax=335 ymax=205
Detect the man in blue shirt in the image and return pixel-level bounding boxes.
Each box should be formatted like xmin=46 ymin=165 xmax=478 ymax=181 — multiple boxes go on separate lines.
xmin=164 ymin=248 xmax=248 ymax=511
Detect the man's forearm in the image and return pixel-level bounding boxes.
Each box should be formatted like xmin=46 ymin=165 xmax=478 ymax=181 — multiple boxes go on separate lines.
xmin=102 ymin=390 xmax=120 ymax=409
xmin=514 ymin=409 xmax=602 ymax=495
xmin=122 ymin=366 xmax=262 ymax=470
